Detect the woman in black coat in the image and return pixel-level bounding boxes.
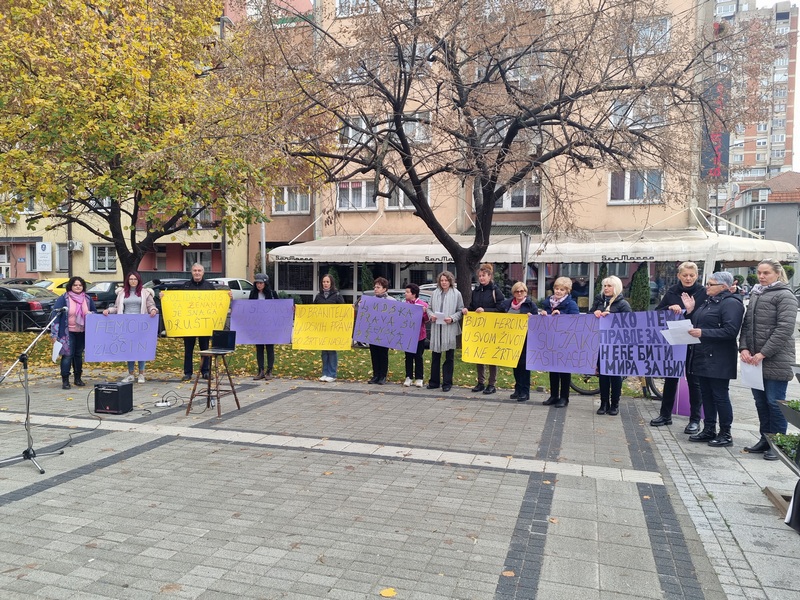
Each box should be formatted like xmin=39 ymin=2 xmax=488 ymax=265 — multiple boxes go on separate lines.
xmin=314 ymin=274 xmax=345 ymax=382
xmin=649 ymin=262 xmax=706 ymax=433
xmin=539 ymin=276 xmax=580 ymax=408
xmin=591 ymin=276 xmax=632 ymax=416
xmin=684 ymin=272 xmax=745 ymax=448
xmin=250 ymin=273 xmax=278 ymax=380
xmin=499 ymin=282 xmax=537 ymax=402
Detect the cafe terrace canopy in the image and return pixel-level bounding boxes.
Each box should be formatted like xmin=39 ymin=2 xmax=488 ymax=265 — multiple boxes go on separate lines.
xmin=268 ymin=229 xmax=799 ymax=267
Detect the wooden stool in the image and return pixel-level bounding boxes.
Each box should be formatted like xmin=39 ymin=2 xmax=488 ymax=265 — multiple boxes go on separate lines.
xmin=185 ymin=350 xmax=240 ymax=417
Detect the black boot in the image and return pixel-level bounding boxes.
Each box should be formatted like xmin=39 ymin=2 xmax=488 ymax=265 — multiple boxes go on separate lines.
xmin=253 ymin=370 xmax=265 ymax=381
xmin=62 ymin=377 xmax=71 ymax=390
xmin=596 ymin=399 xmax=608 ymax=415
xmin=689 ymin=424 xmax=717 ymax=442
xmin=542 ymin=395 xmax=558 ymax=406
xmin=264 ymin=370 xmax=273 ymax=381
xmin=650 ymin=415 xmax=673 ymax=426
xmin=744 ymin=436 xmax=769 ymax=454
xmin=607 ymin=399 xmax=620 ymax=416
xmin=554 ymin=397 xmax=569 ymax=408
xmin=708 ymin=426 xmax=733 ymax=448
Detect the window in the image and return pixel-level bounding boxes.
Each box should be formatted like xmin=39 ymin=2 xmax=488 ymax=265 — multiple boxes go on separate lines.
xmin=184 ymin=250 xmax=211 ymax=271
xmin=88 ymin=196 xmax=112 ymax=213
xmin=633 ymin=17 xmax=671 ymax=54
xmin=774 ymin=103 xmax=786 ymax=113
xmin=155 ymin=245 xmax=167 ymax=271
xmin=495 ymin=179 xmax=540 ymax=210
xmin=273 ymin=187 xmax=310 ymax=214
xmin=734 ymin=124 xmax=745 ymax=134
xmin=337 ymin=181 xmax=376 ymax=210
xmin=56 ymin=243 xmax=68 ymax=272
xmin=731 ymin=154 xmax=744 ymax=163
xmin=755 ymin=153 xmax=766 ymax=162
xmin=756 ymin=123 xmax=768 ymax=132
xmin=775 ymin=56 xmax=789 ymax=68
xmin=562 ymin=263 xmax=589 ymax=277
xmin=758 ymin=189 xmax=769 ymax=202
xmin=0 ymin=244 xmax=9 ymax=264
xmin=606 ymin=263 xmax=629 ymax=277
xmin=774 ymin=88 xmax=788 ymax=98
xmin=773 ymin=118 xmax=785 ymax=129
xmin=92 ymin=245 xmax=117 ymax=272
xmin=401 ymin=111 xmax=431 ymax=143
xmin=715 ymin=5 xmax=735 ymax=16
xmin=26 ymin=244 xmax=38 ymax=271
xmin=339 ymin=116 xmax=367 ymax=146
xmin=771 ymin=133 xmax=785 ymax=143
xmin=387 ymin=180 xmax=429 ymax=210
xmin=609 ymin=170 xmax=663 ymax=204
xmin=610 ymin=98 xmax=666 ymax=129
xmin=756 ymin=138 xmax=767 ymax=147
xmin=336 ymin=0 xmax=377 ymax=17
xmin=752 ymin=205 xmax=766 ymax=230
xmin=776 ymin=26 xmax=789 ymax=35
xmin=188 ymin=202 xmax=212 ymax=225
xmin=771 ymin=148 xmax=785 ymax=159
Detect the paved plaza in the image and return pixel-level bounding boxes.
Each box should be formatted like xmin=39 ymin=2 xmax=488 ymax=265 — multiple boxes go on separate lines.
xmin=0 ymin=359 xmax=798 ymax=599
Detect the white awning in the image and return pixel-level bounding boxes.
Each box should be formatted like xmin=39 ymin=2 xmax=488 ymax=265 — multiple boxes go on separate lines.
xmin=268 ymin=229 xmax=799 ymax=266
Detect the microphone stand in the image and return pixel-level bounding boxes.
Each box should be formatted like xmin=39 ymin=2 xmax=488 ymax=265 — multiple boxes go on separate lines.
xmin=0 ymin=309 xmax=66 ymax=474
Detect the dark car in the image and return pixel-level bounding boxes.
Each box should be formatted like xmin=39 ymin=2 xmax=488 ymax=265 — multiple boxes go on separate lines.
xmin=0 ymin=277 xmax=42 ymax=286
xmin=0 ymin=285 xmax=59 ymax=332
xmin=87 ymin=281 xmax=123 ymax=310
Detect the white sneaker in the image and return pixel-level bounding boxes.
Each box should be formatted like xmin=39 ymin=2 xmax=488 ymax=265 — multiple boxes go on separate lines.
xmin=121 ymin=374 xmax=135 ymax=383
xmin=137 ymin=374 xmax=145 ymax=384
xmin=403 ymin=377 xmax=413 ymax=387
xmin=319 ymin=376 xmax=328 ymax=382
xmin=415 ymin=379 xmax=424 ymax=388
xmin=327 ymin=377 xmax=336 ymax=382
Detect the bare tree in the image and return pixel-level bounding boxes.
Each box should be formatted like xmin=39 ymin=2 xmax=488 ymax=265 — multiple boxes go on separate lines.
xmin=240 ymin=0 xmax=769 ymax=304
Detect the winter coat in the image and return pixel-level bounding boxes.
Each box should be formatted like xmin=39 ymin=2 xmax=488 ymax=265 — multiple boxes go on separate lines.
xmin=468 ymin=282 xmax=505 ymax=312
xmin=313 ymin=289 xmax=345 ymax=305
xmin=50 ymin=293 xmax=97 ymax=355
xmin=248 ymin=286 xmax=278 ymax=300
xmin=542 ymin=294 xmax=580 ymax=315
xmin=427 ymin=287 xmax=464 ymax=353
xmin=182 ymin=278 xmax=216 ymax=291
xmin=407 ymin=297 xmax=430 ymax=341
xmin=590 ymin=294 xmax=632 ymax=314
xmin=738 ymin=282 xmax=797 ymax=381
xmin=107 ymin=287 xmax=157 ymax=315
xmin=687 ymin=290 xmax=744 ymax=380
xmin=655 ymin=281 xmax=706 ymax=312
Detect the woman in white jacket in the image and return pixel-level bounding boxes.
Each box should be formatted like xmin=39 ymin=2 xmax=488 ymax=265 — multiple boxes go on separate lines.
xmin=103 ymin=271 xmax=158 ymax=383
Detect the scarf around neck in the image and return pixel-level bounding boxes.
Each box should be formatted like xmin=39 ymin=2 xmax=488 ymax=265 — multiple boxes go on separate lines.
xmin=750 ymin=281 xmax=781 ymax=295
xmin=67 ymin=291 xmax=88 ymax=326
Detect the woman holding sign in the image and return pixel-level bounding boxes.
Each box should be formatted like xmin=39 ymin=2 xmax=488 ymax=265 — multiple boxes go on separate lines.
xmin=501 ymin=282 xmax=537 ymax=402
xmin=427 ymin=271 xmax=464 ymax=392
xmin=314 ymin=274 xmax=345 ymax=383
xmin=249 ymin=274 xmax=279 ymax=381
xmin=103 ymin=271 xmax=158 ymax=383
xmin=738 ymin=259 xmax=796 ymax=460
xmin=366 ymin=277 xmax=395 ymax=385
xmin=591 ymin=276 xmax=632 ymax=416
xmin=539 ymin=277 xmax=580 ymax=407
xmin=51 ymin=276 xmax=97 ymax=390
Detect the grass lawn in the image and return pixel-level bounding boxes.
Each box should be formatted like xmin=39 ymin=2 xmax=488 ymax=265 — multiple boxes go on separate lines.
xmin=0 ymin=332 xmax=648 ymax=396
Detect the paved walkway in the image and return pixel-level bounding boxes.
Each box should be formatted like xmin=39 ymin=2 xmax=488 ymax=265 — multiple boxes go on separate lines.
xmin=0 ymin=363 xmax=797 ymax=599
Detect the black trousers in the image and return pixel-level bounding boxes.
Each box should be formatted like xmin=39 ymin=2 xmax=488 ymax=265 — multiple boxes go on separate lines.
xmin=599 ymin=374 xmax=622 ymax=404
xmin=256 ymin=344 xmax=275 ymax=372
xmin=513 ymin=350 xmax=530 ymax=396
xmin=183 ymin=336 xmax=210 ymax=376
xmin=658 ymin=373 xmax=702 ymax=421
xmin=369 ymin=345 xmax=389 ymax=380
xmin=549 ymin=372 xmax=571 ymax=399
xmin=430 ymin=350 xmax=454 ymax=386
xmin=404 ymin=339 xmax=425 ymax=380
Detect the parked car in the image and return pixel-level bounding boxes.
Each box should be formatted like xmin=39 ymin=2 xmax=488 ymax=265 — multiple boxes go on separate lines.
xmin=0 ymin=285 xmax=59 ymax=331
xmin=34 ymin=277 xmax=93 ymax=292
xmin=0 ymin=277 xmax=42 ymax=285
xmin=207 ymin=277 xmax=254 ymax=300
xmin=87 ymin=280 xmax=123 ymax=310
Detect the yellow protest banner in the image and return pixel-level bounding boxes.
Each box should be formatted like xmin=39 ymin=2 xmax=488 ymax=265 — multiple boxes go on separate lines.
xmin=461 ymin=312 xmax=529 ymax=368
xmin=292 ymin=305 xmax=354 ymax=351
xmin=161 ymin=290 xmax=231 ymax=337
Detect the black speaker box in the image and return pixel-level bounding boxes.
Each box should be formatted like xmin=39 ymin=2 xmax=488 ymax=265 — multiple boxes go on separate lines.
xmin=94 ymin=382 xmax=133 ymax=415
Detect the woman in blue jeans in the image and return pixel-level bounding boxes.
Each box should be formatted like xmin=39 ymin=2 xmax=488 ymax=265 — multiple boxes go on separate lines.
xmin=738 ymin=259 xmax=797 ymax=460
xmin=51 ymin=276 xmax=97 ymax=390
xmin=313 ymin=274 xmax=344 ymax=382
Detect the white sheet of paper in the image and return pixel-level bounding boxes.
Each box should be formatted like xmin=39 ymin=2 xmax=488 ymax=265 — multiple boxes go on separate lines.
xmin=433 ymin=312 xmax=447 ymax=321
xmin=659 ymin=320 xmax=700 ymax=345
xmin=739 ymin=360 xmax=764 ymax=391
xmin=52 ymin=341 xmax=62 ymax=363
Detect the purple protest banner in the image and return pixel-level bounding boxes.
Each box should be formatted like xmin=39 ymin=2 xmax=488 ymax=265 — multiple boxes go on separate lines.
xmin=353 ymin=295 xmax=423 ymax=352
xmin=598 ymin=311 xmax=687 ymax=377
xmin=229 ymin=299 xmax=294 ymax=344
xmin=85 ymin=313 xmax=159 ymax=362
xmin=526 ymin=313 xmax=599 ymax=374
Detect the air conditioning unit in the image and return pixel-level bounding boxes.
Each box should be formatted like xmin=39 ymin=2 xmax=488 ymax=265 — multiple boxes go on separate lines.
xmin=67 ymin=240 xmax=84 ymax=251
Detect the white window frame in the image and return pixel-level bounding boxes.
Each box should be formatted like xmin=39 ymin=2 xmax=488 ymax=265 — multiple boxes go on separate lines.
xmin=495 ymin=179 xmax=541 ymax=211
xmin=562 ymin=263 xmax=589 ymax=278
xmin=755 ymin=152 xmax=766 ymax=162
xmin=606 ymin=263 xmax=629 ymax=278
xmin=756 ymin=123 xmax=768 ymax=132
xmin=608 ymin=170 xmax=663 ymax=204
xmin=92 ymin=245 xmax=117 ymax=273
xmin=337 ymin=181 xmax=377 ymax=211
xmin=387 ymin=180 xmax=429 ymax=211
xmin=184 ymin=250 xmax=211 ymax=272
xmin=771 ymin=133 xmax=785 ymax=143
xmin=272 ymin=186 xmax=311 ymax=215
xmin=731 ymin=154 xmax=744 ymax=163
xmin=400 ymin=111 xmax=431 ymax=143
xmin=773 ymin=118 xmax=786 ymax=129
xmin=335 ymin=0 xmax=377 ymax=18
xmin=756 ymin=138 xmax=767 ymax=147
xmin=752 ymin=205 xmax=766 ymax=230
xmin=26 ymin=244 xmax=38 ymax=271
xmin=339 ymin=116 xmax=367 ymax=147
xmin=633 ymin=16 xmax=671 ymax=55
xmin=771 ymin=148 xmax=786 ymax=159
xmin=610 ymin=98 xmax=666 ymax=129
xmin=56 ymin=243 xmax=69 ymax=272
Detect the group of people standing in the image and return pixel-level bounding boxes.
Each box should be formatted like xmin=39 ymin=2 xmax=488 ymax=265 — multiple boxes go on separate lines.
xmin=649 ymin=260 xmax=796 ymax=458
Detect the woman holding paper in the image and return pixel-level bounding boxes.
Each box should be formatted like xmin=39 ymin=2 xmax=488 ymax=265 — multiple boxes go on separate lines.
xmin=249 ymin=273 xmax=279 ymax=381
xmin=500 ymin=281 xmax=537 ymax=402
xmin=427 ymin=271 xmax=464 ymax=392
xmin=738 ymin=259 xmax=796 ymax=460
xmin=591 ymin=276 xmax=632 ymax=416
xmin=314 ymin=274 xmax=345 ymax=383
xmin=683 ymin=271 xmax=745 ymax=448
xmin=538 ymin=277 xmax=580 ymax=407
xmin=51 ymin=276 xmax=97 ymax=390
xmin=649 ymin=261 xmax=706 ymax=432
xmin=103 ymin=271 xmax=158 ymax=383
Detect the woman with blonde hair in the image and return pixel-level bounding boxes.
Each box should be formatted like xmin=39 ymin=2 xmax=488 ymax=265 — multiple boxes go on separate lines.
xmin=500 ymin=282 xmax=537 ymax=402
xmin=462 ymin=263 xmax=504 ymax=395
xmin=591 ymin=275 xmax=632 ymax=415
xmin=539 ymin=276 xmax=580 ymax=407
xmin=426 ymin=271 xmax=464 ymax=392
xmin=739 ymin=259 xmax=796 ymax=459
